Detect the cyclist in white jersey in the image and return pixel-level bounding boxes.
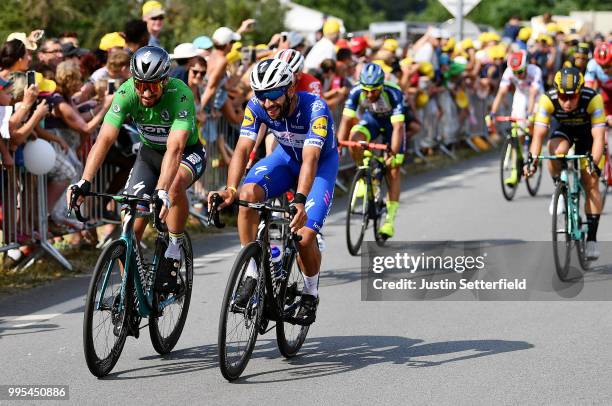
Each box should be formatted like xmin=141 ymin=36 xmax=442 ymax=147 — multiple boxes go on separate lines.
xmin=490 ymin=50 xmax=544 ymax=123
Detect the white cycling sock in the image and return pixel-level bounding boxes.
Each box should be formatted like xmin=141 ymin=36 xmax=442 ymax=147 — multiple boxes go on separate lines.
xmin=241 ymin=245 xmax=259 ymax=278
xmin=164 ymin=232 xmax=183 ymax=261
xmin=302 ymin=273 xmax=319 ymax=297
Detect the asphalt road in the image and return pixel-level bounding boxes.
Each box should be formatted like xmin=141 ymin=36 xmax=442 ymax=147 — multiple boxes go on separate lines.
xmin=2 ymin=151 xmax=612 ymax=405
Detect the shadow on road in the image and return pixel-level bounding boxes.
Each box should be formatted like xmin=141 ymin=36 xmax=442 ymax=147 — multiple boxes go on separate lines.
xmin=236 ymin=335 xmax=533 ymax=383
xmin=103 ymin=344 xmax=219 ymax=380
xmin=0 ymin=323 xmax=61 ymax=339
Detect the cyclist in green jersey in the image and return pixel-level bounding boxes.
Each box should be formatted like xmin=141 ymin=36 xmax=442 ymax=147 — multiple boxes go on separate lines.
xmin=67 ymin=46 xmax=206 ymax=292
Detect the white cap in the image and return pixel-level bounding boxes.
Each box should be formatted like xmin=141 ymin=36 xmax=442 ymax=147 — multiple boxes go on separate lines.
xmin=429 ymin=28 xmax=442 ymax=38
xmin=282 ymin=31 xmax=304 ymax=49
xmin=169 ymin=43 xmax=199 ymax=59
xmin=212 ymin=27 xmax=241 ymax=46
xmin=439 ymin=29 xmax=451 ymax=39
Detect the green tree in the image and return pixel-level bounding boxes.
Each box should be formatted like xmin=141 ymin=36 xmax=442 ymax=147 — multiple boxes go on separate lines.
xmin=293 ymin=0 xmax=385 ymax=31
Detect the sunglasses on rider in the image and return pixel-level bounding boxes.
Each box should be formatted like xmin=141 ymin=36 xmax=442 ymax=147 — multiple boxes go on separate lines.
xmin=558 ymin=92 xmax=579 ymax=102
xmin=134 ymin=79 xmax=164 ymax=93
xmin=151 ymin=15 xmax=165 ymax=21
xmin=254 ymin=86 xmax=288 ymax=101
xmin=361 ymin=85 xmax=382 ymax=93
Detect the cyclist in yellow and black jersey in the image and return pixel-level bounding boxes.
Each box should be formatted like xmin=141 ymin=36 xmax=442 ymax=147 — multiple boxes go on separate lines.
xmin=527 ymin=67 xmax=607 ymax=259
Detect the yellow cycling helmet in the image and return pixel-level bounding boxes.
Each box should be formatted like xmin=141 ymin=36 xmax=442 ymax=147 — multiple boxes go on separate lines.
xmin=416 ymin=91 xmax=429 ymax=108
xmin=382 ymin=38 xmax=399 ymax=53
xmin=460 ymin=37 xmax=474 ymax=50
xmin=418 ymin=61 xmax=434 ymax=79
xmin=442 ymin=37 xmax=456 ymax=53
xmin=517 ymin=27 xmax=532 ymax=41
xmin=553 ymin=67 xmax=584 ymax=95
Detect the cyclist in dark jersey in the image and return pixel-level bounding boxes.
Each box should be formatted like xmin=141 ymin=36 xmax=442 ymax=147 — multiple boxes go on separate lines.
xmin=527 ymin=67 xmax=606 ymax=259
xmin=337 ymin=63 xmax=406 ymax=239
xmin=68 ymin=46 xmax=206 ymax=292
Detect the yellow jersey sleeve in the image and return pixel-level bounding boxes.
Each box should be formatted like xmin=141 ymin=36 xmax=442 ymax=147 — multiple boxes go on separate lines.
xmin=534 ymin=94 xmax=555 ymax=128
xmin=586 ymin=94 xmax=606 ymax=128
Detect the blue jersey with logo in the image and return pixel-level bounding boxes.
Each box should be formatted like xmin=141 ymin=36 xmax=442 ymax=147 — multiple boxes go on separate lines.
xmin=239 ymin=92 xmax=337 ymax=162
xmin=342 ymin=81 xmax=405 ymax=123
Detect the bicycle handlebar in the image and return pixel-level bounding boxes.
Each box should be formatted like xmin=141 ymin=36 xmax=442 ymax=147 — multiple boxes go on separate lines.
xmin=537 ymin=153 xmax=602 ymax=177
xmin=338 ymin=140 xmax=389 ymax=151
xmin=495 ymin=116 xmax=529 ymax=123
xmin=210 ymin=193 xmax=302 ymax=242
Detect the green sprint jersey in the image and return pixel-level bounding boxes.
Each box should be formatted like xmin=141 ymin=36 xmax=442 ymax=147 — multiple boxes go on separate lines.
xmin=103 ymin=77 xmax=198 ymax=150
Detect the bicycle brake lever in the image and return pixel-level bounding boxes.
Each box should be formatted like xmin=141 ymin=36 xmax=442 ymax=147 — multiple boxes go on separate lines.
xmin=151 ymin=197 xmax=168 ymax=233
xmin=68 ymin=185 xmax=90 ymax=223
xmin=208 ymin=193 xmax=225 ymax=228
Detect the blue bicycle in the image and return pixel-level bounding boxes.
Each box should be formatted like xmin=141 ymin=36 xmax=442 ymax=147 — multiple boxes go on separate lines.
xmin=71 ymin=192 xmax=221 ymax=377
xmin=537 ymin=154 xmax=600 ymax=280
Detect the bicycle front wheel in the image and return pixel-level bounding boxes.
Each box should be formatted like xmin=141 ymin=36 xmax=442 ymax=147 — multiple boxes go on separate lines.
xmin=276 ymin=254 xmax=309 ymax=358
xmin=218 ymin=242 xmax=263 ymax=381
xmin=373 ymin=171 xmax=389 ymax=247
xmin=149 ymin=232 xmax=194 ymax=354
xmin=500 ymin=136 xmax=519 ymax=201
xmin=526 ymin=161 xmax=543 ymax=196
xmin=346 ymin=168 xmax=369 ymax=255
xmin=552 ymin=182 xmax=571 ymax=281
xmin=83 ymin=240 xmax=131 ymax=377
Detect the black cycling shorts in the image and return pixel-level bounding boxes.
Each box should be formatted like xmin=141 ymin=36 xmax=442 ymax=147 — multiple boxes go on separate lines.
xmin=549 ymin=125 xmax=593 ymax=154
xmin=123 ymin=143 xmax=207 ymax=204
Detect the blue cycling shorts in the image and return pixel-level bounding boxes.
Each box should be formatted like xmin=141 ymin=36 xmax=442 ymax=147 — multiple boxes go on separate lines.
xmin=351 ymin=111 xmax=406 ymax=153
xmin=243 ymin=147 xmax=339 ymax=233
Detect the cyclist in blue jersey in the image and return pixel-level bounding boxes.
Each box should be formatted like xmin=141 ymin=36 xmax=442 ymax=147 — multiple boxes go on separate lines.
xmin=209 ymin=59 xmax=339 ymax=325
xmin=337 ymin=63 xmax=406 ymax=239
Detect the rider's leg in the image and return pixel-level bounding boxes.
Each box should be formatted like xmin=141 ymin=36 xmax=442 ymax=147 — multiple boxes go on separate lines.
xmin=547 ymin=134 xmax=571 ymax=180
xmin=581 ymin=169 xmax=602 ymax=241
xmin=296 ymin=228 xmax=321 ymax=292
xmin=237 ymin=183 xmax=266 ymax=245
xmin=164 ymin=166 xmax=195 ymax=260
xmin=348 ymin=127 xmax=368 ymax=164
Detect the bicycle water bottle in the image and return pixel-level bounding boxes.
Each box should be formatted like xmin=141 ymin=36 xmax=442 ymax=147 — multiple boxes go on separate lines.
xmin=270 ymin=245 xmax=283 ymax=281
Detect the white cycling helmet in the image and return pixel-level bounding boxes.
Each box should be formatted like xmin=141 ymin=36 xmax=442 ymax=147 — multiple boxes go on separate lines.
xmin=274 ymin=49 xmax=304 ymax=74
xmin=250 ymin=58 xmax=294 ymax=91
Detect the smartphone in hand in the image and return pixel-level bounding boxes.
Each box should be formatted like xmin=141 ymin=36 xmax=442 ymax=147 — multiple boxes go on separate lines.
xmin=26 ymin=71 xmax=36 ymax=87
xmin=107 ymin=80 xmax=116 ymax=95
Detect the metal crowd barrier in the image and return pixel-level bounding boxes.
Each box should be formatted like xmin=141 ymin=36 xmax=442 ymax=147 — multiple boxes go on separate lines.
xmin=0 ymin=150 xmax=73 ymax=270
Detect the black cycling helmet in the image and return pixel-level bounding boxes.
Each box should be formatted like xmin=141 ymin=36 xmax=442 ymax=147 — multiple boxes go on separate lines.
xmin=130 ymin=46 xmax=171 ymax=82
xmin=553 ymin=67 xmax=584 ymax=95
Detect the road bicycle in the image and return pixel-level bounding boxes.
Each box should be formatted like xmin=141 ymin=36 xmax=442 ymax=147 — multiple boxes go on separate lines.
xmin=535 ymin=154 xmax=600 ymax=281
xmin=496 ymin=116 xmax=542 ymax=201
xmin=340 ymin=140 xmax=389 ymax=256
xmin=70 ymin=191 xmax=221 ymax=377
xmin=212 ymin=194 xmax=310 ymax=381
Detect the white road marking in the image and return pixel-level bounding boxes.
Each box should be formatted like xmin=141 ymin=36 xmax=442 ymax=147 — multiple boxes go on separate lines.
xmin=0 ymin=313 xmax=62 ymax=328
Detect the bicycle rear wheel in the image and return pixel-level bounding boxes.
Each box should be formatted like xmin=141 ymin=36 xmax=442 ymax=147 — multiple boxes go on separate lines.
xmin=276 ymin=252 xmax=309 ymax=358
xmin=575 ymin=194 xmax=591 ymax=271
xmin=83 ymin=240 xmax=131 ymax=377
xmin=500 ymin=136 xmax=519 ymax=201
xmin=346 ymin=168 xmax=369 ymax=255
xmin=552 ymin=183 xmax=571 ymax=281
xmin=149 ymin=232 xmax=194 ymax=354
xmin=218 ymin=242 xmax=263 ymax=381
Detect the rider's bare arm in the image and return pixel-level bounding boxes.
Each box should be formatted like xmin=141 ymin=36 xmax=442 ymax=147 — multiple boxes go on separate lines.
xmin=81 ymin=122 xmax=121 ymax=182
xmin=296 ymin=146 xmax=320 ymax=197
xmin=156 ymin=129 xmax=188 ymax=191
xmin=227 ymin=136 xmax=255 ymax=190
xmin=490 ymin=85 xmax=509 ymax=115
xmin=390 ymin=121 xmax=405 ymax=155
